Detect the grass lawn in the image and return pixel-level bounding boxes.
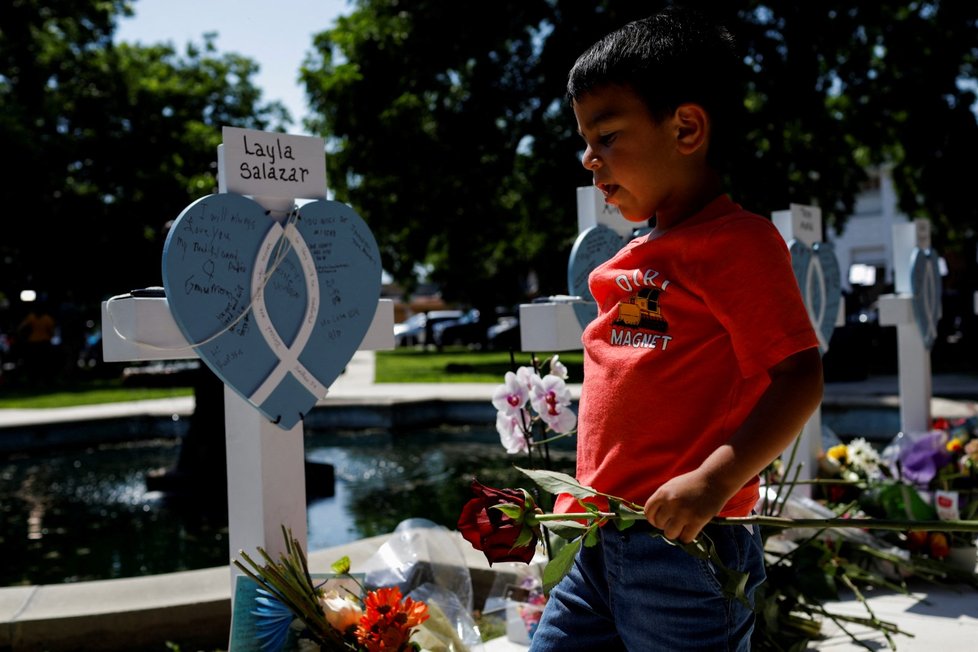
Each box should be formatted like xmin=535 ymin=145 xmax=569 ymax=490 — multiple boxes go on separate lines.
xmin=0 ymin=378 xmax=193 ymax=409
xmin=374 ymin=348 xmax=584 ymax=383
xmin=0 ymin=349 xmax=584 ymax=409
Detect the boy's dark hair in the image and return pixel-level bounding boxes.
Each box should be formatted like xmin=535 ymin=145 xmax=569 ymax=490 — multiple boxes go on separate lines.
xmin=567 ymin=5 xmax=743 ymax=171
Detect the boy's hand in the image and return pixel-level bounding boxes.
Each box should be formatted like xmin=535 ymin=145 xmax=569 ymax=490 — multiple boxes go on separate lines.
xmin=643 ymin=470 xmax=728 ymax=543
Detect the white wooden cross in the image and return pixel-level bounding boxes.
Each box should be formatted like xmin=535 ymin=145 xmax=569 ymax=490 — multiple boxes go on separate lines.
xmin=878 ymin=219 xmax=942 ymax=435
xmin=772 ymin=204 xmax=844 ymax=494
xmin=520 ymin=186 xmax=635 ymax=351
xmin=101 ymin=127 xmax=393 ymax=598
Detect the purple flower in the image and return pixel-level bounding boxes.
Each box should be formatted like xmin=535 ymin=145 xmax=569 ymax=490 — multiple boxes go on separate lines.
xmin=898 ymin=430 xmax=953 ymax=488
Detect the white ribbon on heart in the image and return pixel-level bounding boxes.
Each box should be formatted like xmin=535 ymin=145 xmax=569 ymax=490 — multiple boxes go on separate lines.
xmin=803 ymin=250 xmax=829 ymax=353
xmin=906 ymin=246 xmax=944 ymax=351
xmin=923 ymin=265 xmax=938 ymax=342
xmin=247 ymin=221 xmax=329 ymax=408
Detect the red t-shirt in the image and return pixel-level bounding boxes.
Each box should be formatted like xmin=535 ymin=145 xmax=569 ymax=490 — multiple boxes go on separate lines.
xmin=556 ymin=194 xmax=819 ymax=517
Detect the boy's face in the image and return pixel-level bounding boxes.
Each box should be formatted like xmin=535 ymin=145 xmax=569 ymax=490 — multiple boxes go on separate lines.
xmin=573 ymin=84 xmax=685 ymax=223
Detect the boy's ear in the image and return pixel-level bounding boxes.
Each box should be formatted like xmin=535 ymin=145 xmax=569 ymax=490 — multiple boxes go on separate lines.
xmin=673 ymin=104 xmax=709 ymax=156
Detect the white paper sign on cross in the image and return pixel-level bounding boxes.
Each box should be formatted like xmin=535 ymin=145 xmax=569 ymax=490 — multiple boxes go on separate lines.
xmin=100 ymin=127 xmax=394 ymax=602
xmin=878 ymin=218 xmax=943 ymax=435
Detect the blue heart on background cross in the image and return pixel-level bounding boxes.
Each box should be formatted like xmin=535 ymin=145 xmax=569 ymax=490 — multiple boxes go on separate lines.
xmin=909 ymin=247 xmax=942 ymax=350
xmin=162 ymin=193 xmax=382 ymax=429
xmin=787 ymin=239 xmax=841 ymax=354
xmin=567 ymin=225 xmax=625 ymax=329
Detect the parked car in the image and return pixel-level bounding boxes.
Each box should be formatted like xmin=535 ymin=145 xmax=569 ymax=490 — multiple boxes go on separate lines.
xmin=421 ymin=309 xmax=464 ymax=348
xmin=393 ymin=313 xmax=427 ymax=347
xmin=431 ymin=309 xmax=488 ymax=350
xmin=486 ymin=315 xmax=521 ymax=352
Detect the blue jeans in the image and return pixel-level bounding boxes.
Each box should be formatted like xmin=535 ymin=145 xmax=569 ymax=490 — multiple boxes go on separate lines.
xmin=528 ymin=521 xmax=766 ymax=651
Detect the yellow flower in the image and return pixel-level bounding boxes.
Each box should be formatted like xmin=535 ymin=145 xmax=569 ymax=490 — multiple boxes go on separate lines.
xmin=826 ymin=443 xmax=848 ymax=464
xmin=947 ymin=438 xmax=965 ymax=454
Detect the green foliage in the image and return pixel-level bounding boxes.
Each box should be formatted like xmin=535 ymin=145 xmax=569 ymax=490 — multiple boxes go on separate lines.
xmin=303 ymin=0 xmax=978 ymax=306
xmin=2 ymin=0 xmax=977 ymax=334
xmin=0 ymin=0 xmax=289 ymax=313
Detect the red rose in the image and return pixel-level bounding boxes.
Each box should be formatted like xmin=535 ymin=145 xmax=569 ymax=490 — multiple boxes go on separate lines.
xmin=457 ymin=479 xmax=539 ymax=565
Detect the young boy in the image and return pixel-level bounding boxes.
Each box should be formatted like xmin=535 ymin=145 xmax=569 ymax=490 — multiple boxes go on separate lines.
xmin=530 ymin=6 xmax=824 ymax=651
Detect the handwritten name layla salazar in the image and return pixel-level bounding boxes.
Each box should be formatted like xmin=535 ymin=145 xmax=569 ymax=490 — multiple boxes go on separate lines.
xmin=238 ymin=135 xmax=311 ymax=183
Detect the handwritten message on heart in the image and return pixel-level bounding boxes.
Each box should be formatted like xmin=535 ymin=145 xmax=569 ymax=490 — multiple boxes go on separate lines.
xmin=162 ymin=193 xmax=382 ymax=429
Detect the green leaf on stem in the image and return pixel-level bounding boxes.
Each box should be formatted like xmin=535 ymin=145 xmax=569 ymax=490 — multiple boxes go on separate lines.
xmin=513 ymin=525 xmax=537 ymax=550
xmin=543 ymin=537 xmax=582 ymax=592
xmin=492 ymin=502 xmax=526 ymax=520
xmin=542 ymin=520 xmax=590 ymax=541
xmin=583 ymin=525 xmax=601 ymax=548
xmin=517 ymin=467 xmax=597 ymax=500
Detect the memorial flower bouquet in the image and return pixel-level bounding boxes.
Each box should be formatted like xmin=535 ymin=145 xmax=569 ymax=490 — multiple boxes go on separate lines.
xmin=460 ymin=361 xmax=978 ymax=650
xmin=234 ymin=527 xmax=430 ymax=652
xmin=457 ymin=464 xmax=978 ymax=650
xmin=879 ymin=416 xmax=978 ymax=554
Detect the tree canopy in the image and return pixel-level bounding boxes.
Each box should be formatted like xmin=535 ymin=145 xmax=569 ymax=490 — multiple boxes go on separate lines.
xmin=1 ymin=0 xmax=975 ymax=327
xmin=301 ymin=0 xmax=978 ymax=306
xmin=0 ymin=0 xmax=288 ymax=317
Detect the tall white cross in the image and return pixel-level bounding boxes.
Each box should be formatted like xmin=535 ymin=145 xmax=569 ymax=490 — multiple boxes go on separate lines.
xmin=101 ymin=127 xmax=393 ymax=600
xmin=772 ymin=204 xmax=843 ymax=494
xmin=878 ymin=219 xmax=942 ymax=435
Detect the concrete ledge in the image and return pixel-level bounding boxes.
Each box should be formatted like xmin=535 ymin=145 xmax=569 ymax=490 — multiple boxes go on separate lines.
xmin=0 ymin=531 xmax=507 ymax=652
xmin=1 ymin=565 xmax=230 ymax=651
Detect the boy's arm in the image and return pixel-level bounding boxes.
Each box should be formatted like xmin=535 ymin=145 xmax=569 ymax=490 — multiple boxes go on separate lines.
xmin=644 ymin=346 xmax=824 ymax=543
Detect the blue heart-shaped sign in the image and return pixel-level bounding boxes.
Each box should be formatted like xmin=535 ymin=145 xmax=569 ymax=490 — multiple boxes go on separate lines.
xmin=909 ymin=247 xmax=942 ymax=350
xmin=567 ymin=225 xmax=625 ymax=329
xmin=787 ymin=239 xmax=841 ymax=354
xmin=162 ymin=193 xmax=382 ymax=429
xmin=787 ymin=239 xmax=811 ymax=294
xmin=811 ymin=241 xmax=842 ymax=353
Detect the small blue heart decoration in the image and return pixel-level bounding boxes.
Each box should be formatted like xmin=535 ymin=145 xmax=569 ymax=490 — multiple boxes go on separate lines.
xmin=909 ymin=247 xmax=943 ymax=350
xmin=811 ymin=241 xmax=842 ymax=353
xmin=162 ymin=193 xmax=382 ymax=429
xmin=567 ymin=225 xmax=624 ymax=329
xmin=787 ymin=239 xmax=841 ymax=354
xmin=787 ymin=239 xmax=811 ymax=294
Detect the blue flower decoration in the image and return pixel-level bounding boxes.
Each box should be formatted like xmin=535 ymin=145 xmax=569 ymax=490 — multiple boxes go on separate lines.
xmin=252 ymin=587 xmax=295 ymax=652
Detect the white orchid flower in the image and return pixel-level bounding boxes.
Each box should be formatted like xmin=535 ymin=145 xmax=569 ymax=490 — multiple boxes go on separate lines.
xmin=548 ymin=355 xmax=568 ymax=380
xmin=516 ymin=365 xmax=537 ymax=390
xmin=529 ymin=374 xmax=576 ymax=434
xmin=496 ymin=409 xmax=531 ymax=454
xmin=491 ymin=371 xmax=529 ymax=415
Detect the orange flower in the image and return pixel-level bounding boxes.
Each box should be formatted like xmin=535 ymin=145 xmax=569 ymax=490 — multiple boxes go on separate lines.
xmin=928 ymin=532 xmax=950 ymax=560
xmin=355 ymin=586 xmax=429 ymax=652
